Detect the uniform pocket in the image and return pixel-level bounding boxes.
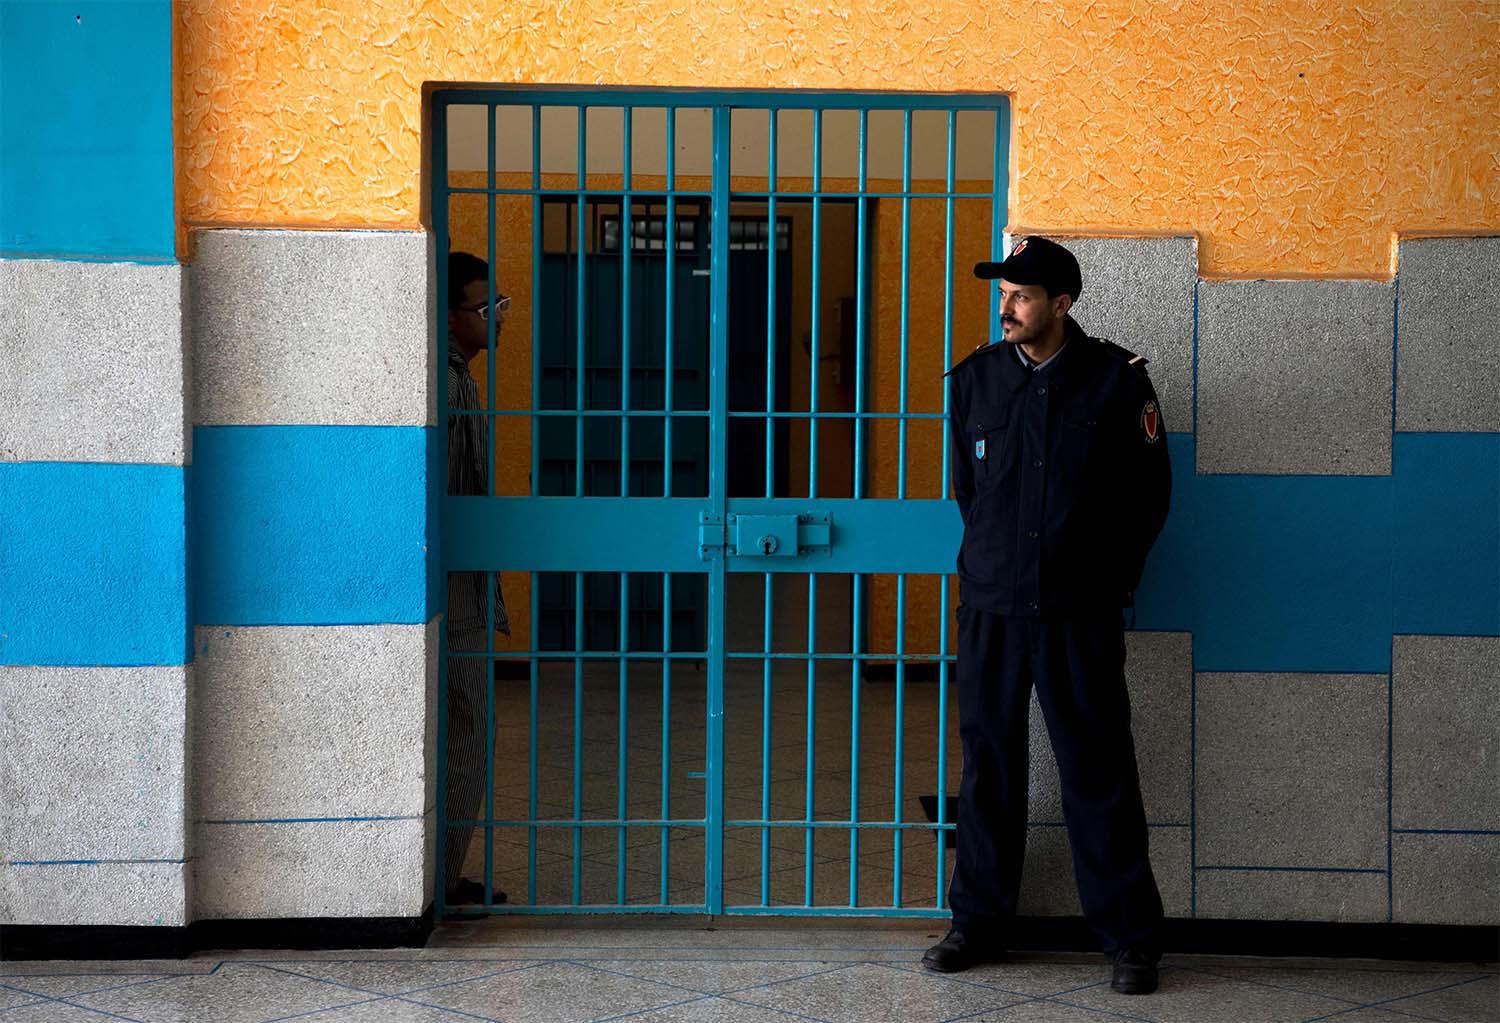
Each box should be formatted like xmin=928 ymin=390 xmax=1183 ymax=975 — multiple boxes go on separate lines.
xmin=969 ymin=406 xmax=1010 ymax=485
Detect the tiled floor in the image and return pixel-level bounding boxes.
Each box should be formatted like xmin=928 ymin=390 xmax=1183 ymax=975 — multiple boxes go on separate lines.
xmin=2 ymin=921 xmax=1494 ymax=1023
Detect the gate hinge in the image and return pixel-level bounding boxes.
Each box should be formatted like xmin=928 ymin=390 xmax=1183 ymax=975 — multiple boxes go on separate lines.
xmin=698 ymin=512 xmax=725 ymax=560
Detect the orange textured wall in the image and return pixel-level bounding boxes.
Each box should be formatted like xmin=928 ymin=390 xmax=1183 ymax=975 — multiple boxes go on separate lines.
xmin=176 ymin=1 xmax=1498 ymax=276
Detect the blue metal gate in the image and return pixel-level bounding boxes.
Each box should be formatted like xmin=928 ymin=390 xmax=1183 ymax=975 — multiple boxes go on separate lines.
xmin=435 ymin=89 xmax=1009 ymax=916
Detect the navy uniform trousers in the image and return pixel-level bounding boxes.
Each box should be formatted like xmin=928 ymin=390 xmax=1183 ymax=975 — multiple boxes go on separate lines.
xmin=948 ymin=605 xmax=1163 ymax=957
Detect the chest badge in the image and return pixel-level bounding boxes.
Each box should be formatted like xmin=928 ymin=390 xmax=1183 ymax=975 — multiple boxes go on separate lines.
xmin=1141 ymin=400 xmax=1161 ymax=444
xmin=975 ymin=438 xmax=987 ymax=461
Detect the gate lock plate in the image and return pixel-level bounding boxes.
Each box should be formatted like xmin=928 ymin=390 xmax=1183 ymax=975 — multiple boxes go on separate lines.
xmin=727 ymin=513 xmax=832 ymax=558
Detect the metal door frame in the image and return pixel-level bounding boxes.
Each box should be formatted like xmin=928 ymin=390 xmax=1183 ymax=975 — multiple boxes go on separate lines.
xmin=433 ymin=86 xmax=1010 ymax=916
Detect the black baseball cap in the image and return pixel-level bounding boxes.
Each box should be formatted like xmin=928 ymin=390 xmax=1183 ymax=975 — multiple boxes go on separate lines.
xmin=974 ymin=236 xmax=1082 ymax=301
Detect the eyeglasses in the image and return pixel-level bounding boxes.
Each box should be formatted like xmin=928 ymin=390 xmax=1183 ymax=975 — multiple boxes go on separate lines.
xmin=458 ymin=294 xmax=511 ymax=321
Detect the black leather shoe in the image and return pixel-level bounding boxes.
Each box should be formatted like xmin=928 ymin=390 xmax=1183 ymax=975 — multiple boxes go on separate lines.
xmin=921 ymin=928 xmax=1006 ymax=973
xmin=1110 ymin=949 xmax=1159 ymax=994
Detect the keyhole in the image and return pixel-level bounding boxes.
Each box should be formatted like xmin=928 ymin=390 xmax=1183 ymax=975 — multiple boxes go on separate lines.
xmin=759 ymin=535 xmax=778 ymax=555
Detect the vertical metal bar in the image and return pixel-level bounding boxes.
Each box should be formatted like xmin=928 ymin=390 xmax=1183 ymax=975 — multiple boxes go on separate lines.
xmin=938 ymin=113 xmax=958 ymax=907
xmin=990 ymin=106 xmax=1007 ymax=342
xmin=618 ymin=112 xmax=634 ymax=908
xmin=618 ymin=572 xmax=629 ymax=904
xmin=482 ymin=101 xmax=498 ymax=910
xmin=804 ymin=572 xmax=816 ymax=906
xmin=764 ymin=109 xmax=777 ymax=500
xmin=936 ymin=574 xmax=950 ymax=908
xmin=942 ymin=111 xmax=956 ymax=499
xmin=622 ymin=106 xmax=633 ymax=499
xmin=760 ymin=571 xmax=773 ymax=906
xmin=528 ymin=574 xmax=539 ymax=905
xmin=898 ymin=110 xmax=912 ymax=501
xmin=528 ymin=106 xmax=543 ymax=905
xmin=573 ymin=570 xmax=584 ymax=904
xmin=576 ymin=106 xmax=588 ymax=498
xmin=808 ymin=109 xmax=822 ymax=500
xmin=848 ymin=572 xmax=862 ymax=907
xmin=705 ymin=106 xmax=732 ymax=916
xmin=530 ymin=106 xmax=542 ymax=500
xmin=432 ymin=94 xmax=451 ymax=920
xmin=893 ymin=573 xmax=906 ymax=906
xmin=483 ymin=568 xmax=496 ymax=906
xmin=853 ymin=110 xmax=868 ymax=500
xmin=660 ymin=572 xmax=673 ymax=905
xmin=663 ymin=112 xmax=677 ymax=499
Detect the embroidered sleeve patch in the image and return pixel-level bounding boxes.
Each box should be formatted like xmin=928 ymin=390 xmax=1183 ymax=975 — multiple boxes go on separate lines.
xmin=1141 ymin=400 xmax=1161 ymax=444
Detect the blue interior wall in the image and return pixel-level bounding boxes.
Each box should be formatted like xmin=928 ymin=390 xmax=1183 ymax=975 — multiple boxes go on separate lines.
xmin=0 ymin=1 xmax=175 ymax=261
xmin=0 ymin=463 xmax=188 ymax=666
xmin=189 ymin=426 xmax=433 ymax=627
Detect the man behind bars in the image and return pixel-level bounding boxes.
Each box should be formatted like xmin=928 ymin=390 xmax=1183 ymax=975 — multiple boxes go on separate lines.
xmin=925 ymin=237 xmax=1171 ymax=995
xmin=444 ymin=251 xmax=511 ymax=907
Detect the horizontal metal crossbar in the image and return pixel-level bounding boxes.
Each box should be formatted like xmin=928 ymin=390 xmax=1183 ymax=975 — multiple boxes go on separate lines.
xmin=444 ymin=498 xmax=963 ymax=572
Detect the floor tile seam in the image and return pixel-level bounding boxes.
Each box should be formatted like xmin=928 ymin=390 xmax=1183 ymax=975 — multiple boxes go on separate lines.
xmin=0 ymin=978 xmax=165 ymax=1014
xmin=422 ymin=943 xmax=935 ymax=953
xmin=1295 ymin=974 xmax=1495 ymax=1022
xmin=386 ymin=992 xmax=512 ymax=1023
xmin=0 ymin=975 xmax=176 ymax=1003
xmin=8 ymin=990 xmax=152 ymax=1023
xmin=238 ymin=958 xmax=541 ymax=967
xmin=1373 ymin=1004 xmax=1457 ymax=1023
xmin=280 ymin=960 xmax=553 ymax=1006
xmin=865 ymin=959 xmax=1038 ymax=1000
xmin=0 ymin=992 xmax=47 ymax=1015
xmin=565 ymin=956 xmax=741 ymax=999
xmin=254 ymin=994 xmax=394 ymax=1023
xmin=1174 ymin=964 xmax=1368 ymax=1008
xmin=246 ymin=960 xmax=406 ymax=1004
xmin=507 ymin=954 xmax=900 ymax=964
xmin=715 ymin=991 xmax=836 ymax=1023
xmin=1040 ymin=994 xmax=1161 ymax=1023
xmin=717 ymin=961 xmax=867 ymax=997
xmin=585 ymin=991 xmax=718 ymax=1023
xmin=937 ymin=987 xmax=1151 ymax=1023
xmin=359 ymin=961 xmax=552 ymax=998
xmin=933 ymin=995 xmax=1040 ymax=1023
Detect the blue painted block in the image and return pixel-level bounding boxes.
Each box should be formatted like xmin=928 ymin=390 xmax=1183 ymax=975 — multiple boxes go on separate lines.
xmin=0 ymin=463 xmax=188 ymax=666
xmin=1194 ymin=474 xmax=1393 ymax=673
xmin=426 ymin=424 xmax=445 ymax=621
xmin=1134 ymin=433 xmax=1196 ymax=632
xmin=191 ymin=427 xmax=432 ymax=626
xmin=0 ymin=2 xmax=174 ymax=260
xmin=1393 ymin=433 xmax=1500 ymax=635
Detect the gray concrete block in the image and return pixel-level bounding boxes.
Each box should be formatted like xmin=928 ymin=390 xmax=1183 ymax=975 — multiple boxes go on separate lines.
xmin=1393 ymin=833 xmax=1500 ymax=926
xmin=193 ymin=814 xmax=430 ymax=918
xmin=1197 ymin=279 xmax=1394 ymax=475
xmin=189 ymin=229 xmax=431 ymax=426
xmin=1393 ymin=635 xmax=1500 ymax=831
xmin=1396 ymin=236 xmax=1500 ymax=431
xmin=1017 ymin=824 xmax=1190 ymax=917
xmin=0 ymin=258 xmax=186 ymax=464
xmin=1196 ymin=869 xmax=1387 ymax=922
xmin=1196 ymin=673 xmax=1387 ymax=869
xmin=192 ymin=624 xmax=429 ymax=820
xmin=0 ymin=861 xmax=187 ymax=926
xmin=0 ymin=665 xmax=187 ymax=861
xmin=1029 ymin=632 xmax=1192 ymax=826
xmin=1062 ymin=236 xmax=1197 ymax=432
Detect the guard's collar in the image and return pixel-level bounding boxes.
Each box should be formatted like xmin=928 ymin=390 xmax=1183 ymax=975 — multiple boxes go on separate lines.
xmin=998 ymin=316 xmax=1086 ymax=390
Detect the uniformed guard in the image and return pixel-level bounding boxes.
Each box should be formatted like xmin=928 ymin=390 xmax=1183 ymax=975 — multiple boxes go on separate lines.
xmin=922 ymin=236 xmax=1171 ymax=995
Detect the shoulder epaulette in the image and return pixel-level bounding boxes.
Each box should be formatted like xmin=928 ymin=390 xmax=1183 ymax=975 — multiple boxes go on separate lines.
xmin=1093 ymin=337 xmax=1151 ymax=372
xmin=943 ymin=340 xmax=1006 ymax=378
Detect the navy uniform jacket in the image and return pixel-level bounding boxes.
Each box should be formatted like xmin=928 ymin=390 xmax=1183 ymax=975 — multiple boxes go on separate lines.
xmin=946 ymin=317 xmax=1171 ymax=616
